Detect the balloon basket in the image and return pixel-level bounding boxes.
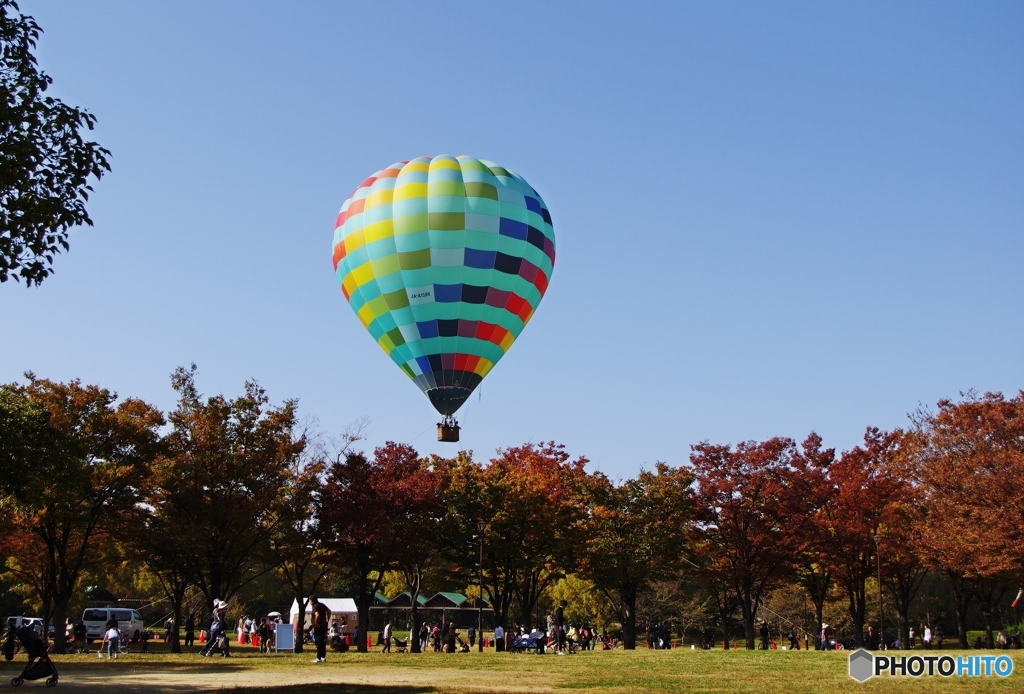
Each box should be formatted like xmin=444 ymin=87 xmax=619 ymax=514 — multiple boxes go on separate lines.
xmin=437 ymin=417 xmax=460 ymax=442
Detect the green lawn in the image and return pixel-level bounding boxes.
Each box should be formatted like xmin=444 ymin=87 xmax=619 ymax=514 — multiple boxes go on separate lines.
xmin=2 ymin=641 xmax=1021 ymax=692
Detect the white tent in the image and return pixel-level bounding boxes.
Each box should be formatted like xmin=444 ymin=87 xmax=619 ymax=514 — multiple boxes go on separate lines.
xmin=288 ymin=598 xmax=357 ymax=631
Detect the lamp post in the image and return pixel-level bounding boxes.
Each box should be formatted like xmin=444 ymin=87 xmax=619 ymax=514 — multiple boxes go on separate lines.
xmin=873 ymin=534 xmax=884 ymax=650
xmin=477 ymin=520 xmax=485 ymax=652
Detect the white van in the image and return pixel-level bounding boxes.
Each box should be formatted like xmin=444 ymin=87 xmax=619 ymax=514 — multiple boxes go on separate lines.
xmin=81 ymin=607 xmax=145 ymax=642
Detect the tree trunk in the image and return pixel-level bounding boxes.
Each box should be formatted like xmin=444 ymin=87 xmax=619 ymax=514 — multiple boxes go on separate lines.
xmin=408 ymin=565 xmax=422 ymax=654
xmin=294 ymin=599 xmax=307 ymax=654
xmin=976 ymin=578 xmax=1007 ymax=650
xmin=291 ymin=567 xmax=306 ymax=654
xmin=946 ymin=571 xmax=972 ymax=649
xmin=740 ymin=598 xmax=755 ymax=650
xmin=620 ymin=589 xmax=638 ymax=650
xmin=51 ymin=599 xmax=67 ymax=652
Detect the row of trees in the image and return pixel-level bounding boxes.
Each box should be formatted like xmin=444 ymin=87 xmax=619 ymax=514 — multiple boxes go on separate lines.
xmin=2 ymin=371 xmax=1022 ymax=652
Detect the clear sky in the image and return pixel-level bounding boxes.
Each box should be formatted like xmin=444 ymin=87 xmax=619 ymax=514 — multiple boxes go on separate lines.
xmin=2 ymin=1 xmax=1021 ymax=479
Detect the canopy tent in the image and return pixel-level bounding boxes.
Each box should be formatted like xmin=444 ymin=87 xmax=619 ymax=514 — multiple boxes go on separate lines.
xmin=288 ymin=598 xmax=357 ymax=632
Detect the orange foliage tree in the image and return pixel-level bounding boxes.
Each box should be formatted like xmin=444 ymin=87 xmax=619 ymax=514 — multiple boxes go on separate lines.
xmin=1 ymin=376 xmax=162 ymax=651
xmin=913 ymin=392 xmax=1024 ymax=647
xmin=438 ymin=442 xmax=590 ymax=629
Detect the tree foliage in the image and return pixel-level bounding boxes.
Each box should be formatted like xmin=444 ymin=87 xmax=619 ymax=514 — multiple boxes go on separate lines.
xmin=321 ymin=442 xmax=442 ymax=652
xmin=578 ymin=463 xmax=693 ymax=649
xmin=155 ymin=365 xmax=304 ymax=609
xmin=690 ymin=435 xmax=827 ymax=649
xmin=0 ymin=1 xmax=110 ymax=285
xmin=0 ymin=375 xmax=162 ymax=650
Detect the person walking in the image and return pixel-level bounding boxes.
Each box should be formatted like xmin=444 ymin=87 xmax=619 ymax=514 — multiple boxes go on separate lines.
xmin=200 ymin=599 xmax=227 ymax=657
xmin=184 ymin=613 xmax=195 ymax=648
xmin=923 ymin=625 xmax=932 ymax=650
xmin=382 ymin=620 xmax=393 ymax=653
xmin=309 ymin=596 xmax=331 ymax=663
xmin=467 ymin=625 xmax=476 ymax=649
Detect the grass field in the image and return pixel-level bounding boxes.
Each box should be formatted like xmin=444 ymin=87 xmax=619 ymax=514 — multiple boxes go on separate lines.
xmin=1 ymin=642 xmax=1021 ymax=693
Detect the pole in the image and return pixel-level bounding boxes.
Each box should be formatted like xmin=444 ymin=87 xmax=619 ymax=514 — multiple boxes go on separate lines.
xmin=478 ymin=520 xmax=485 ymax=652
xmin=874 ymin=534 xmax=884 ymax=650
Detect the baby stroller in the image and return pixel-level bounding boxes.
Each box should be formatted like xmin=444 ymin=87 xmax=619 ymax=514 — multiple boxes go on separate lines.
xmin=392 ymin=637 xmax=408 ymax=653
xmin=10 ymin=622 xmax=58 ymax=687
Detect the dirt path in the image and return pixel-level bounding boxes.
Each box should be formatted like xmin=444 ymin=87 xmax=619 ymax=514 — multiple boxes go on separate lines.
xmin=0 ymin=661 xmax=557 ymax=693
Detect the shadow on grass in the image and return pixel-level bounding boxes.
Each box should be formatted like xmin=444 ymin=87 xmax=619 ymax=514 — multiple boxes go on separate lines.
xmin=212 ymin=687 xmax=436 ymax=694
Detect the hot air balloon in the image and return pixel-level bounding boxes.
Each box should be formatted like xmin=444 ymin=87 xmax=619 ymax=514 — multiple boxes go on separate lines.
xmin=332 ymin=155 xmax=555 ymax=441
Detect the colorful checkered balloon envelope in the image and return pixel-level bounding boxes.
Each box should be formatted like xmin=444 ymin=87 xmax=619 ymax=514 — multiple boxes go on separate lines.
xmin=332 ymin=155 xmax=555 ymax=417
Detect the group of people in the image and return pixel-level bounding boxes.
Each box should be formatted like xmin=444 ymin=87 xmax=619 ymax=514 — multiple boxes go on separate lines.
xmin=647 ymin=623 xmax=674 ymax=650
xmin=994 ymin=628 xmax=1022 ymax=649
xmin=417 ymin=620 xmax=471 ymax=653
xmin=236 ymin=614 xmax=280 ymax=652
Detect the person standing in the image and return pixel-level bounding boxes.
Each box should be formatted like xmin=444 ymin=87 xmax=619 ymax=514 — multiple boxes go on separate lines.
xmin=467 ymin=625 xmax=476 ymax=649
xmin=555 ymin=601 xmax=567 ymax=654
xmin=923 ymin=625 xmax=932 ymax=650
xmin=309 ymin=596 xmax=331 ymax=663
xmin=908 ymin=627 xmax=915 ymax=649
xmin=184 ymin=613 xmax=195 ymax=648
xmin=382 ymin=620 xmax=393 ymax=653
xmin=494 ymin=623 xmax=505 ymax=652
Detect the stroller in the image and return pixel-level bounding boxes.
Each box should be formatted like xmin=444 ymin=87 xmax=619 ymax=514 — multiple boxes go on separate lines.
xmin=510 ymin=635 xmax=542 ymax=654
xmin=9 ymin=622 xmax=58 ymax=687
xmin=392 ymin=637 xmax=408 ymax=653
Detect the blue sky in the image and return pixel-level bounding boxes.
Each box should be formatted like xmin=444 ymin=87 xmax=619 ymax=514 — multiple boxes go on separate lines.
xmin=2 ymin=1 xmax=1021 ymax=478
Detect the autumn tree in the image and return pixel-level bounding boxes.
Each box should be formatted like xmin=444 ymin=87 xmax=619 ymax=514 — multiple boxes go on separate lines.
xmin=439 ymin=442 xmax=590 ymax=628
xmin=321 ymin=442 xmax=442 ymax=652
xmin=577 ymin=463 xmax=693 ymax=649
xmin=912 ymin=392 xmax=1024 ymax=647
xmin=155 ymin=366 xmax=304 ymax=610
xmin=818 ymin=427 xmax=906 ymax=647
xmin=690 ymin=435 xmax=827 ymax=649
xmin=0 ymin=376 xmax=162 ymax=651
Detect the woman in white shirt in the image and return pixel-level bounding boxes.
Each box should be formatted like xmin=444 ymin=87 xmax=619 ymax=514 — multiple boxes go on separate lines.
xmin=100 ymin=626 xmax=120 ymax=659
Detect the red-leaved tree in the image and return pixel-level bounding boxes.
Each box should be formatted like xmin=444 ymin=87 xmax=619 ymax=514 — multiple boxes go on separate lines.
xmin=321 ymin=442 xmax=442 ymax=652
xmin=691 ymin=435 xmax=826 ymax=649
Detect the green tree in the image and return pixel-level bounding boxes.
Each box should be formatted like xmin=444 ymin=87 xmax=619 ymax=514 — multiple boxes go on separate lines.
xmin=157 ymin=366 xmax=305 ymax=611
xmin=0 ymin=1 xmax=110 ymax=285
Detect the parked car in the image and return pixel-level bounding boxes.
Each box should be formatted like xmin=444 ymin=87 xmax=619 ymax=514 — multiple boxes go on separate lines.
xmin=80 ymin=608 xmax=145 ymax=642
xmin=4 ymin=617 xmax=53 ymax=638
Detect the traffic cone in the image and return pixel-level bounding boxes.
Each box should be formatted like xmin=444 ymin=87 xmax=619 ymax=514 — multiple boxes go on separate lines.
xmin=199 ymin=630 xmax=206 ymax=644
xmin=367 ymin=635 xmax=372 ymax=650
xmin=733 ymin=642 xmax=738 ymax=650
